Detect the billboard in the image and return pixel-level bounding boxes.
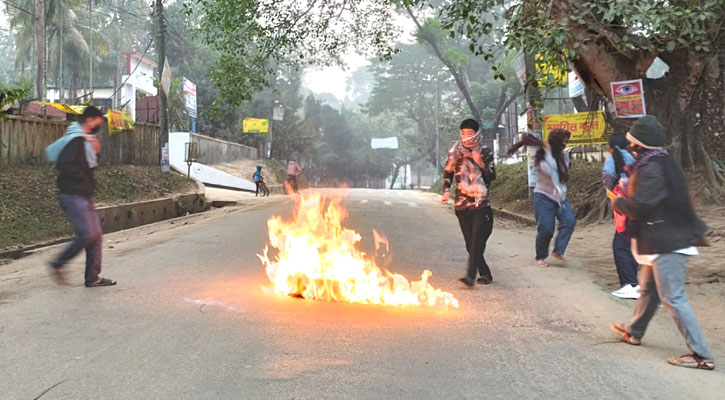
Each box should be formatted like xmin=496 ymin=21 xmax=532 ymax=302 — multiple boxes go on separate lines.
xmin=543 ymin=111 xmax=612 ymax=145
xmin=611 ymin=79 xmax=646 ymax=118
xmin=182 ymin=78 xmax=197 ymax=118
xmin=160 ymin=57 xmax=172 ymax=97
xmin=242 ymin=118 xmax=269 ymax=133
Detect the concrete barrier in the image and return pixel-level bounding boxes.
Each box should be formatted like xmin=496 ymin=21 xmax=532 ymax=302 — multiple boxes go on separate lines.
xmin=96 ymin=192 xmax=208 ymax=234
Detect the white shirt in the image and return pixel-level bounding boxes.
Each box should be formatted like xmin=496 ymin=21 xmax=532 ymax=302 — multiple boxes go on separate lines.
xmin=631 ymin=239 xmax=699 ymax=265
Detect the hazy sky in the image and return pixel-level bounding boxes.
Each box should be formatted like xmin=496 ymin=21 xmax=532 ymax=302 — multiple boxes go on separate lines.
xmin=303 ymin=12 xmax=416 ymax=101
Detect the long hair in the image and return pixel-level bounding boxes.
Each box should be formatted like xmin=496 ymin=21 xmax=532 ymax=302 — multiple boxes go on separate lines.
xmin=508 ymin=129 xmax=571 ymax=182
xmin=608 ymin=134 xmax=628 ymax=179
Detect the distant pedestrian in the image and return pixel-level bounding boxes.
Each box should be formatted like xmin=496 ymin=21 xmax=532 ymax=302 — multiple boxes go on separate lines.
xmin=602 ymin=134 xmax=639 ymax=299
xmin=286 ymin=160 xmax=303 ymax=193
xmin=45 ymin=106 xmax=116 ymax=287
xmin=610 ymin=116 xmax=714 ymax=370
xmin=253 ymin=164 xmax=264 ymax=196
xmin=441 ymin=119 xmax=496 ymax=287
xmin=508 ymin=130 xmax=575 ymax=268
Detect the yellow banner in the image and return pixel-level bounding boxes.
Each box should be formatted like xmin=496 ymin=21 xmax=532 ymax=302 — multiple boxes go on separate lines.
xmin=35 ymin=102 xmax=86 ymax=115
xmin=107 ymin=109 xmax=135 ymax=135
xmin=535 ymin=54 xmax=567 ymax=86
xmin=543 ymin=111 xmax=612 ymax=145
xmin=243 ymin=118 xmax=269 ymax=134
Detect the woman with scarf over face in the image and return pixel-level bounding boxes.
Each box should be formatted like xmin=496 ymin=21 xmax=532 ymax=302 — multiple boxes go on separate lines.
xmin=508 ymin=129 xmax=575 ymax=268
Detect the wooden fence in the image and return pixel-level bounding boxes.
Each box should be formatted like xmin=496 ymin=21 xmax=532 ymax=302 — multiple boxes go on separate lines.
xmin=0 ymin=116 xmax=160 ymax=169
xmin=190 ymin=132 xmax=258 ymax=164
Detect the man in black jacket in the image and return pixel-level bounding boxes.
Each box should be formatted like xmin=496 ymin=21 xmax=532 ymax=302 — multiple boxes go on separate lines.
xmin=610 ymin=116 xmax=713 ymax=370
xmin=48 ymin=106 xmax=116 ymax=287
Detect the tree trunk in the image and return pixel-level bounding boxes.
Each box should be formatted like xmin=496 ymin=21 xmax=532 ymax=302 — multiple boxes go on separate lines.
xmin=58 ymin=3 xmax=63 ymax=103
xmin=32 ymin=0 xmax=45 ymax=100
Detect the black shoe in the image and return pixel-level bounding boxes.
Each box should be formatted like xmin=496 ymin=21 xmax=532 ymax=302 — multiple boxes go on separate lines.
xmin=477 ymin=276 xmax=493 ymax=285
xmin=458 ymin=277 xmax=475 ymax=287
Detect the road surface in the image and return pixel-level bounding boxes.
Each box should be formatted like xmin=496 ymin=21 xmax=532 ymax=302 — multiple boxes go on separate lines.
xmin=1 ymin=189 xmax=723 ymax=399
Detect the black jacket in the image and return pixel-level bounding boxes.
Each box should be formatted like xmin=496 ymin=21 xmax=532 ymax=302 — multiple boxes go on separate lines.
xmin=614 ymin=155 xmax=706 ymax=254
xmin=56 ymin=137 xmax=96 ymax=198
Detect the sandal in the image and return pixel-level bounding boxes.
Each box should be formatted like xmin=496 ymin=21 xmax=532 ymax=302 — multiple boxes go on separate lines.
xmin=610 ymin=323 xmax=641 ymax=345
xmin=458 ymin=277 xmax=475 ymax=288
xmin=85 ymin=277 xmax=117 ymax=288
xmin=476 ymin=277 xmax=492 ymax=285
xmin=668 ymin=353 xmax=715 ymax=370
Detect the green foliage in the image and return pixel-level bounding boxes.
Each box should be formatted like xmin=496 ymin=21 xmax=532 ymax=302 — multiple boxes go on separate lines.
xmin=438 ymin=0 xmax=725 ymax=84
xmin=191 ymin=0 xmax=399 ymax=105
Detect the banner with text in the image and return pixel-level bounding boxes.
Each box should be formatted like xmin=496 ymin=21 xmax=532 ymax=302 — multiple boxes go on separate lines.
xmin=611 ymin=79 xmax=646 ymax=118
xmin=107 ymin=109 xmax=135 ymax=135
xmin=543 ymin=111 xmax=611 ymax=145
xmin=242 ymin=118 xmax=269 ymax=133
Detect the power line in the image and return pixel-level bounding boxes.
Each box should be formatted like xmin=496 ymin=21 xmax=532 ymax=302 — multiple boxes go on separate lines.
xmin=107 ymin=38 xmax=153 ymax=105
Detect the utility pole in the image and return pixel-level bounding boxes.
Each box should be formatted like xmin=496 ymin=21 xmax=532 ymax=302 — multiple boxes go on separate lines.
xmin=58 ymin=0 xmax=64 ymax=102
xmin=88 ymin=0 xmax=93 ymax=96
xmin=435 ymin=77 xmax=440 ymax=175
xmin=154 ymin=0 xmax=169 ymax=159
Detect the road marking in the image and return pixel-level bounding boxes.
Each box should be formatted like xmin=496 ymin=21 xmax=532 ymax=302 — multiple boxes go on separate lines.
xmin=384 ymin=201 xmax=392 ymax=206
xmin=359 ymin=199 xmax=368 ymax=204
xmin=407 ymin=202 xmax=418 ymax=208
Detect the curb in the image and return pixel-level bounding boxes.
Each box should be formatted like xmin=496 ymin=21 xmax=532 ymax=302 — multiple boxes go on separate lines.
xmin=492 ymin=208 xmax=536 ymax=226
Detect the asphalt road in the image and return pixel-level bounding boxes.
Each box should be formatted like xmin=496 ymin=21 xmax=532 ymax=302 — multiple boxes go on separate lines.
xmin=1 ymin=189 xmax=723 ymax=399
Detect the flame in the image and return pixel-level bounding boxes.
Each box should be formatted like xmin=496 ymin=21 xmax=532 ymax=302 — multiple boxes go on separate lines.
xmin=258 ymin=192 xmax=459 ymax=309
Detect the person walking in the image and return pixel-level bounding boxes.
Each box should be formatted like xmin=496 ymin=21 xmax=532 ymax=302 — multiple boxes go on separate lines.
xmin=508 ymin=129 xmax=575 ymax=268
xmin=441 ymin=119 xmax=496 ymax=287
xmin=602 ymin=134 xmax=640 ymax=299
xmin=45 ymin=106 xmax=116 ymax=287
xmin=253 ymin=164 xmax=264 ymax=196
xmin=610 ymin=116 xmax=714 ymax=370
xmin=286 ymin=160 xmax=303 ymax=193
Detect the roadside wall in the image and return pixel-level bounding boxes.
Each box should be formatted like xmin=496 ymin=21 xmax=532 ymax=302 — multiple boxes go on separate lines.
xmin=97 ymin=191 xmax=208 ymax=234
xmin=0 ymin=116 xmax=160 ymax=169
xmin=190 ymin=132 xmax=258 ymax=164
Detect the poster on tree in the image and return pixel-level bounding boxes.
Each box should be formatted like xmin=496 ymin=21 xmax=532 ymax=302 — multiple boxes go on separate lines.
xmin=611 ymin=79 xmax=646 ymax=118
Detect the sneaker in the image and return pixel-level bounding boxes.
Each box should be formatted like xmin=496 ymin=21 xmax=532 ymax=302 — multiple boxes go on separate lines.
xmin=536 ymin=259 xmax=549 ymax=268
xmin=612 ymin=284 xmax=640 ymax=299
xmin=610 ymin=323 xmax=642 ymax=345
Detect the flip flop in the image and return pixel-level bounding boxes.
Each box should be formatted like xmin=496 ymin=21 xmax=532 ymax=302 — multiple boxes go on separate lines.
xmin=85 ymin=277 xmax=117 ymax=288
xmin=668 ymin=353 xmax=715 ymax=370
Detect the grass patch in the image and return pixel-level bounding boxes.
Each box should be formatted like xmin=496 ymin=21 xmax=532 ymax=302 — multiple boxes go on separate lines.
xmin=0 ymin=165 xmax=197 ymax=250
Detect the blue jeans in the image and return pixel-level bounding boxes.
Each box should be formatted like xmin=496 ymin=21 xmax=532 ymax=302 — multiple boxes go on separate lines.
xmin=613 ymin=230 xmax=639 ymax=286
xmin=533 ymin=193 xmax=576 ymax=260
xmin=51 ymin=194 xmax=103 ymax=284
xmin=627 ymin=253 xmax=713 ymax=359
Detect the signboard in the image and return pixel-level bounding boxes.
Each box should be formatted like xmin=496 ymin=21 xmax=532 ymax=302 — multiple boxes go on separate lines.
xmin=611 ymin=79 xmax=646 ymax=118
xmin=161 ymin=142 xmax=170 ymax=173
xmin=160 ymin=57 xmax=172 ymax=97
xmin=371 ymin=137 xmax=399 ymax=149
xmin=543 ymin=111 xmax=612 ymax=145
xmin=568 ymin=70 xmax=584 ymax=98
xmin=527 ymin=146 xmax=538 ymax=188
xmin=182 ymin=78 xmax=197 ymax=118
xmin=242 ymin=118 xmax=269 ymax=133
xmin=535 ymin=54 xmax=567 ymax=86
xmin=511 ymin=52 xmax=527 ymax=86
xmin=107 ymin=109 xmax=135 ymax=135
xmin=273 ymin=105 xmax=284 ymax=121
